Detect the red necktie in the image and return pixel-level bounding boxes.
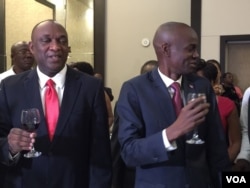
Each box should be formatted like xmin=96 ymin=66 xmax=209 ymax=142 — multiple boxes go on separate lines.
xmin=45 ymin=79 xmax=59 ymax=141
xmin=171 ymin=82 xmax=182 ymax=116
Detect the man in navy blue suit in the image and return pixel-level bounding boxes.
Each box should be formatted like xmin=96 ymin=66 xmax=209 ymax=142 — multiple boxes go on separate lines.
xmin=0 ymin=20 xmax=112 ymax=188
xmin=117 ymin=22 xmax=231 ymax=188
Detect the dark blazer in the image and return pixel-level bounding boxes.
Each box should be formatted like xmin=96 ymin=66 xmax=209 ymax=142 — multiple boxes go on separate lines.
xmin=0 ymin=67 xmax=112 ymax=188
xmin=111 ymin=103 xmax=135 ymax=188
xmin=117 ymin=68 xmax=231 ymax=188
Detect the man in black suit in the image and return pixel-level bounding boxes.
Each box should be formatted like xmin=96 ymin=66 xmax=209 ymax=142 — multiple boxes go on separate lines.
xmin=0 ymin=20 xmax=112 ymax=188
xmin=116 ymin=22 xmax=231 ymax=188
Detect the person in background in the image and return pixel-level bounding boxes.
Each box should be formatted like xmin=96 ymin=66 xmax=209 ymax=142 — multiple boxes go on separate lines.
xmin=221 ymin=72 xmax=242 ymax=114
xmin=0 ymin=41 xmax=34 ymax=186
xmin=0 ymin=41 xmax=35 ymax=82
xmin=206 ymin=59 xmax=226 ymax=98
xmin=213 ymin=83 xmax=224 ymax=96
xmin=0 ymin=20 xmax=112 ymax=188
xmin=111 ymin=60 xmax=158 ymax=188
xmin=140 ymin=60 xmax=158 ymax=74
xmin=69 ymin=61 xmax=94 ymax=75
xmin=196 ymin=61 xmax=241 ymax=163
xmin=233 ymin=87 xmax=250 ymax=171
xmin=222 ymin=72 xmax=243 ymax=100
xmin=94 ymin=72 xmax=114 ymax=102
xmin=70 ymin=61 xmax=114 ymax=129
xmin=116 ymin=21 xmax=230 ymax=188
xmin=206 ymin=59 xmax=221 ymax=84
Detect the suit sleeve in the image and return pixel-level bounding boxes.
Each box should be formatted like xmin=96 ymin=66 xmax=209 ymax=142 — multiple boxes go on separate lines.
xmin=110 ymin=105 xmax=125 ymax=187
xmin=205 ymin=85 xmax=231 ymax=186
xmin=89 ymin=81 xmax=112 ymax=188
xmin=117 ymin=81 xmax=169 ymax=167
xmin=0 ymin=81 xmax=15 ymax=165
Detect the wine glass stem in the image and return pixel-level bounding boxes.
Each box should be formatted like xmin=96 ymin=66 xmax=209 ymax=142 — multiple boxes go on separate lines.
xmin=193 ymin=128 xmax=199 ymax=139
xmin=31 ymin=146 xmax=35 ymax=153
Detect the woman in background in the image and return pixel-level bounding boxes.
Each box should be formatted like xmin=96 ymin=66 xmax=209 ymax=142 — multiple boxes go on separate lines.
xmin=196 ymin=61 xmax=241 ymax=163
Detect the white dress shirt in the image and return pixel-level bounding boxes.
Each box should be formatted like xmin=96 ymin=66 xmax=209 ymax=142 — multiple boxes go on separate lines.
xmin=0 ymin=66 xmax=15 ymax=83
xmin=236 ymin=87 xmax=250 ymax=162
xmin=158 ymin=68 xmax=182 ymax=151
xmin=37 ymin=65 xmax=67 ymax=114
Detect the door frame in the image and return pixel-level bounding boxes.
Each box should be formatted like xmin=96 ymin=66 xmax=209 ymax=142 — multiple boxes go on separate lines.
xmin=220 ymin=35 xmax=250 ymax=73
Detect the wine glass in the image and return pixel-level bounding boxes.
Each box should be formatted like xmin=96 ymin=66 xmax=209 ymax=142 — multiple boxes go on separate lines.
xmin=21 ymin=108 xmax=42 ymax=158
xmin=186 ymin=93 xmax=206 ymax=144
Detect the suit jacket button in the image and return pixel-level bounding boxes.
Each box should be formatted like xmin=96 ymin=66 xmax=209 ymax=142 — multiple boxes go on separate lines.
xmin=153 ymin=157 xmax=158 ymax=161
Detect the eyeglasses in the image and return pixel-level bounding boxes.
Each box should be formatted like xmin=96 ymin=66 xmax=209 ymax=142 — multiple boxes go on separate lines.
xmin=16 ymin=49 xmax=32 ymax=55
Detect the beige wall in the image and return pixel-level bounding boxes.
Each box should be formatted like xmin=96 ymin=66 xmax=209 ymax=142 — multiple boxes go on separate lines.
xmin=106 ymin=0 xmax=191 ymax=103
xmin=66 ymin=0 xmax=93 ymax=64
xmin=49 ymin=0 xmax=94 ymax=64
xmin=6 ymin=0 xmax=53 ymax=68
xmin=201 ymin=0 xmax=250 ymax=60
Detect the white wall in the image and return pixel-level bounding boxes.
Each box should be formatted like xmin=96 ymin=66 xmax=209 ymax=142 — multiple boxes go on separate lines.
xmin=201 ymin=0 xmax=250 ymax=60
xmin=106 ymin=0 xmax=191 ymax=103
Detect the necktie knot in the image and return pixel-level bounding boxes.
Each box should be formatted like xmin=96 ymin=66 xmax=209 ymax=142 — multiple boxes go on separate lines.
xmin=171 ymin=82 xmax=180 ymax=92
xmin=46 ymin=79 xmax=55 ymax=87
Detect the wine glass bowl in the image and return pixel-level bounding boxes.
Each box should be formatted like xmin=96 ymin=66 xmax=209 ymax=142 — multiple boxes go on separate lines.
xmin=186 ymin=93 xmax=206 ymax=145
xmin=197 ymin=93 xmax=207 ymax=103
xmin=21 ymin=108 xmax=42 ymax=158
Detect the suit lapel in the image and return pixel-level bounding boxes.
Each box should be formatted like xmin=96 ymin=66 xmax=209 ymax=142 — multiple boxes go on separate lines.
xmin=150 ymin=69 xmax=176 ymax=123
xmin=150 ymin=71 xmax=199 ymax=124
xmin=51 ymin=68 xmax=82 ymax=144
xmin=23 ymin=70 xmax=44 ymax=113
xmin=23 ymin=70 xmax=50 ymax=145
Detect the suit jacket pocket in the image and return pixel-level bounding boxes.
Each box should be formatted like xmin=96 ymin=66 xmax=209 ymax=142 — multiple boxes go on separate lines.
xmin=136 ymin=181 xmax=166 ymax=188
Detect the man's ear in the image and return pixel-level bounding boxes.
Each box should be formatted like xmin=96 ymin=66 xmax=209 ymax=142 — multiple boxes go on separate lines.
xmin=162 ymin=43 xmax=171 ymax=57
xmin=29 ymin=41 xmax=34 ymax=54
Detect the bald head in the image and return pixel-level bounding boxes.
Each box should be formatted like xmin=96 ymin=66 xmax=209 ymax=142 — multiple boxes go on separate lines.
xmin=153 ymin=22 xmax=195 ymax=53
xmin=140 ymin=60 xmax=158 ymax=74
xmin=31 ymin=19 xmax=68 ymax=41
xmin=10 ymin=41 xmax=34 ymax=73
xmin=152 ymin=21 xmax=199 ymax=79
xmin=11 ymin=41 xmax=29 ymax=55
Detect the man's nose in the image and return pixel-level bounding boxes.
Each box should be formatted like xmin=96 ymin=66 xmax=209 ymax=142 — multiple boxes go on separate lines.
xmin=193 ymin=49 xmax=199 ymax=58
xmin=49 ymin=40 xmax=61 ymax=50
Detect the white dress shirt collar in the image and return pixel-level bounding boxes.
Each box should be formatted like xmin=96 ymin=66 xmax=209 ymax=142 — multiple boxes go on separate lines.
xmin=157 ymin=68 xmax=182 ymax=88
xmin=37 ymin=65 xmax=67 ymax=89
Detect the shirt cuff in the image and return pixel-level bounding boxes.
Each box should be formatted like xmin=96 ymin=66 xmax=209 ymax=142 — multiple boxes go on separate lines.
xmin=162 ymin=129 xmax=177 ymax=151
xmin=9 ymin=152 xmax=21 ymax=162
xmin=235 ymin=151 xmax=250 ymax=163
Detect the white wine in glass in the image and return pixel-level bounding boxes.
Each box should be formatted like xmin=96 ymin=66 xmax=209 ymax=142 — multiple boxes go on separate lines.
xmin=21 ymin=108 xmax=42 ymax=158
xmin=186 ymin=93 xmax=206 ymax=144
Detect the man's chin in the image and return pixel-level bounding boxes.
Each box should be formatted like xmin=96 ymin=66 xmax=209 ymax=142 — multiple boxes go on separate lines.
xmin=185 ymin=68 xmax=196 ymax=74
